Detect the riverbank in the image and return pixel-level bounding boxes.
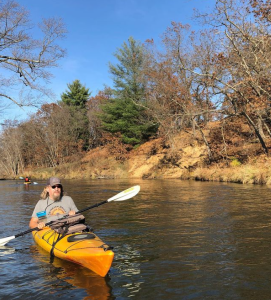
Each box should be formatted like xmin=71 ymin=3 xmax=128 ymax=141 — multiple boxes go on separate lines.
xmin=18 ymin=129 xmax=271 ymax=185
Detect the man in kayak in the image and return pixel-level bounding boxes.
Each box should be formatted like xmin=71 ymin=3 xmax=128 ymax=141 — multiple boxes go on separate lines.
xmin=29 ymin=177 xmax=78 ymax=229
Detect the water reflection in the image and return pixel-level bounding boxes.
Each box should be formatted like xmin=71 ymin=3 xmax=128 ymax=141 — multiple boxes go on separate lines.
xmin=0 ymin=246 xmax=15 ymax=257
xmin=29 ymin=245 xmax=114 ymax=300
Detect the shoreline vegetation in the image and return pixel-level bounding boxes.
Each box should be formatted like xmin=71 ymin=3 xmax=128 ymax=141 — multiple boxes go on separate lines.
xmin=11 ymin=128 xmax=271 ymax=186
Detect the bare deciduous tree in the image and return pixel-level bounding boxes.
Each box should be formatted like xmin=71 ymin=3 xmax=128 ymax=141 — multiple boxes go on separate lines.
xmin=0 ymin=121 xmax=24 ymax=176
xmin=143 ymin=24 xmax=216 ymax=158
xmin=192 ymin=0 xmax=271 ymax=154
xmin=0 ymin=0 xmax=66 ymax=110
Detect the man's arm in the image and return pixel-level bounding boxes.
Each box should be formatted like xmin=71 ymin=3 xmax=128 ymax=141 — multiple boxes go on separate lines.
xmin=68 ymin=196 xmax=78 ymax=213
xmin=29 ymin=217 xmax=45 ymax=229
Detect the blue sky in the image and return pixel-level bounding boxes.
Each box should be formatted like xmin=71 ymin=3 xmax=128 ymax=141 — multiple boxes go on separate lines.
xmin=4 ymin=0 xmax=215 ymax=121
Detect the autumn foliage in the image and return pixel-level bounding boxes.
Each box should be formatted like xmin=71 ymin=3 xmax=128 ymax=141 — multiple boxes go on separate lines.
xmin=1 ymin=0 xmax=271 ymax=178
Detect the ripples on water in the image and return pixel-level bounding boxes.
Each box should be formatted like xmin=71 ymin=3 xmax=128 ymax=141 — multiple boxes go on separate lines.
xmin=1 ymin=179 xmax=271 ymax=299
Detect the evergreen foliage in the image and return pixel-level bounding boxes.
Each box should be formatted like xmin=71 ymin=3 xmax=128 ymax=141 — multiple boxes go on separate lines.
xmin=61 ymin=79 xmax=90 ymax=108
xmin=101 ymin=98 xmax=158 ymax=145
xmin=60 ymin=80 xmax=91 ymax=150
xmin=109 ymin=37 xmax=145 ymax=100
xmin=100 ymin=37 xmax=158 ymax=145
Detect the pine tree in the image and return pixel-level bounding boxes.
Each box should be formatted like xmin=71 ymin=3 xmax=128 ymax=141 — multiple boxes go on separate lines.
xmin=60 ymin=80 xmax=91 ymax=150
xmin=61 ymin=79 xmax=90 ymax=108
xmin=100 ymin=37 xmax=158 ymax=145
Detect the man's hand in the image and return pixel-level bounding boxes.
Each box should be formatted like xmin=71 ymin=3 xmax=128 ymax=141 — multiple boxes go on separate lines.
xmin=29 ymin=217 xmax=45 ymax=229
xmin=37 ymin=222 xmax=45 ymax=229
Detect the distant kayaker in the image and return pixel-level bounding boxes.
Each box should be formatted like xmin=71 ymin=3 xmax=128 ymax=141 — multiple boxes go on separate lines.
xmin=29 ymin=177 xmax=78 ymax=229
xmin=24 ymin=176 xmax=30 ymax=183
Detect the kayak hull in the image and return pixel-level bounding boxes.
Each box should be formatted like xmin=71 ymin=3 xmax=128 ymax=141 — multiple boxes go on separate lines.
xmin=32 ymin=227 xmax=114 ymax=277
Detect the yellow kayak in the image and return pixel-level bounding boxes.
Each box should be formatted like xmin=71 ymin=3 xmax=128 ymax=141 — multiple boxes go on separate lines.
xmin=24 ymin=182 xmax=31 ymax=184
xmin=32 ymin=227 xmax=114 ymax=277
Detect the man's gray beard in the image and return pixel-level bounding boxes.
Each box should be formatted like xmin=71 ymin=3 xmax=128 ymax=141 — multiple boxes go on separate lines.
xmin=52 ymin=194 xmax=61 ymax=201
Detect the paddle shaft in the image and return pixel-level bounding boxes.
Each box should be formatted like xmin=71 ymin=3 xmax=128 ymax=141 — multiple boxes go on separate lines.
xmin=77 ymin=200 xmax=108 ymax=214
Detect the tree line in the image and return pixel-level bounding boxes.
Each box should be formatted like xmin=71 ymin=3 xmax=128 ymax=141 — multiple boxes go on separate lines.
xmin=1 ymin=0 xmax=271 ymax=176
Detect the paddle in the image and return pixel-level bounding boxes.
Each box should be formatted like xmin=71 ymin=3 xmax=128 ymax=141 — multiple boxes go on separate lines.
xmin=0 ymin=185 xmax=140 ymax=246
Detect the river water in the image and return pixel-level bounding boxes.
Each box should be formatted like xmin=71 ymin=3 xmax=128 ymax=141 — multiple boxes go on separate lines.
xmin=1 ymin=179 xmax=271 ymax=300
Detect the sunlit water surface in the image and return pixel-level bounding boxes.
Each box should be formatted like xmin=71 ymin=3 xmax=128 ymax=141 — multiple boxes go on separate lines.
xmin=0 ymin=179 xmax=271 ymax=300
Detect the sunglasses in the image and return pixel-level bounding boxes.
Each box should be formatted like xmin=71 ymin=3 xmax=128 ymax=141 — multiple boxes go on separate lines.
xmin=51 ymin=184 xmax=62 ymax=189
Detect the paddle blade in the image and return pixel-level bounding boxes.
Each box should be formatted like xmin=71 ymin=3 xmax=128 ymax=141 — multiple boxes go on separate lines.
xmin=0 ymin=236 xmax=15 ymax=246
xmin=107 ymin=185 xmax=140 ymax=202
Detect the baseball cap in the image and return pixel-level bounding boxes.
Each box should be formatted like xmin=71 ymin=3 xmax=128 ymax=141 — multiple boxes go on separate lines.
xmin=47 ymin=177 xmax=61 ymax=186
